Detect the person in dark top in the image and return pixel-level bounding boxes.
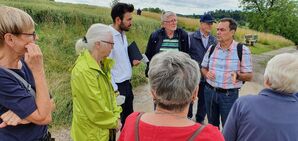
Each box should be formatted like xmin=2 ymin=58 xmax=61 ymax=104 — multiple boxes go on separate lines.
xmin=188 ymin=14 xmax=217 ymax=122
xmin=145 ymin=11 xmax=189 ymax=77
xmin=223 ymin=53 xmax=298 ymax=141
xmin=137 ymin=8 xmax=142 ymax=15
xmin=0 ymin=6 xmax=54 ymax=141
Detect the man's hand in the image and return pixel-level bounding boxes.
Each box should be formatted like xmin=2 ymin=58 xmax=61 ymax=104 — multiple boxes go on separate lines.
xmin=132 ymin=60 xmax=141 ymax=66
xmin=206 ymin=71 xmax=215 ymax=80
xmin=231 ymin=72 xmax=237 ymax=84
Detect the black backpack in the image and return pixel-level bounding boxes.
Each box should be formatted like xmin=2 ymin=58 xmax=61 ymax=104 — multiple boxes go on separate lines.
xmin=208 ymin=43 xmax=245 ymax=83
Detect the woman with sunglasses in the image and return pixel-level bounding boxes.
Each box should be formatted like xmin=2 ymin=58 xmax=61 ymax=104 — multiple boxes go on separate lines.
xmin=0 ymin=6 xmax=54 ymax=141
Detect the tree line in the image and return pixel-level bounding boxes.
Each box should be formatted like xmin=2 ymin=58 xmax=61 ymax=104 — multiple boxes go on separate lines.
xmin=122 ymin=0 xmax=298 ymax=45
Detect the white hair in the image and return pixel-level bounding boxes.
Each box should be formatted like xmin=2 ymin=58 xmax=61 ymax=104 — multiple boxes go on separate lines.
xmin=264 ymin=53 xmax=298 ymax=94
xmin=75 ymin=23 xmax=112 ymax=54
xmin=160 ymin=11 xmax=176 ymax=22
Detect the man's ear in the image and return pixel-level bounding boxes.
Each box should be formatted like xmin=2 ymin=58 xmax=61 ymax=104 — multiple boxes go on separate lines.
xmin=3 ymin=33 xmax=15 ymax=47
xmin=231 ymin=30 xmax=236 ymax=35
xmin=115 ymin=17 xmax=122 ymax=25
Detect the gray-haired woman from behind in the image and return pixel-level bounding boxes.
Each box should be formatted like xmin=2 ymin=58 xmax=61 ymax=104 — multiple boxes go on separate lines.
xmin=118 ymin=51 xmax=224 ymax=141
xmin=223 ymin=53 xmax=298 ymax=141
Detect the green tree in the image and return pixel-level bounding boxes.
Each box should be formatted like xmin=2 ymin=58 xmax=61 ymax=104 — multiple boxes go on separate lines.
xmin=142 ymin=7 xmax=164 ymax=13
xmin=240 ymin=0 xmax=298 ymax=44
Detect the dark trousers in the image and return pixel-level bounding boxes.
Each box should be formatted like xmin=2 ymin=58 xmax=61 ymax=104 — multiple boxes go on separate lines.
xmin=187 ymin=82 xmax=207 ymax=122
xmin=196 ymin=82 xmax=207 ymax=122
xmin=36 ymin=132 xmax=54 ymax=141
xmin=204 ymin=83 xmax=239 ymax=128
xmin=116 ymin=80 xmax=134 ymax=126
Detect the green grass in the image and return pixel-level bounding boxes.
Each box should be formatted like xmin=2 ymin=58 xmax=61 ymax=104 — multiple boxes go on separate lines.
xmin=250 ymin=44 xmax=276 ymax=54
xmin=0 ymin=0 xmax=295 ymax=127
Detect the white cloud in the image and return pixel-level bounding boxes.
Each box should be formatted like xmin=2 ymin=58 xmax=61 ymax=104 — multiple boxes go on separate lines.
xmin=55 ymin=0 xmax=241 ymax=15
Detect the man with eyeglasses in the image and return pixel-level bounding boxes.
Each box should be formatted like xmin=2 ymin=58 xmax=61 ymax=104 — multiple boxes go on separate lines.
xmin=145 ymin=11 xmax=189 ymax=77
xmin=109 ymin=3 xmax=140 ymax=129
xmin=188 ymin=14 xmax=217 ymax=123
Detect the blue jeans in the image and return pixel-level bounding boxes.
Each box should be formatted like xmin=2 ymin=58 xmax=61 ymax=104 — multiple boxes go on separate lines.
xmin=204 ymin=84 xmax=239 ymax=128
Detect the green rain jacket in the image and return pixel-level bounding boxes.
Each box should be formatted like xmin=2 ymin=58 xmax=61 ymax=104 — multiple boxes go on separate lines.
xmin=70 ymin=49 xmax=122 ymax=141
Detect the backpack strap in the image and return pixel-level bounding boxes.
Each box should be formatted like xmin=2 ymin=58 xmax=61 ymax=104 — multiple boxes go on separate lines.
xmin=135 ymin=112 xmax=145 ymax=141
xmin=237 ymin=43 xmax=243 ymax=62
xmin=208 ymin=44 xmax=216 ymax=59
xmin=236 ymin=43 xmax=246 ymax=84
xmin=0 ymin=67 xmax=36 ymax=97
xmin=188 ymin=124 xmax=207 ymax=141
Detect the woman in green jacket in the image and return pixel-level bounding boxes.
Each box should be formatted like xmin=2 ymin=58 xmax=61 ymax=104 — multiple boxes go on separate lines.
xmin=71 ymin=23 xmax=122 ymax=141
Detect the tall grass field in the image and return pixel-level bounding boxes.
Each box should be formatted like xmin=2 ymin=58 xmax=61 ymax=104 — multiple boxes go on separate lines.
xmin=0 ymin=0 xmax=294 ymax=127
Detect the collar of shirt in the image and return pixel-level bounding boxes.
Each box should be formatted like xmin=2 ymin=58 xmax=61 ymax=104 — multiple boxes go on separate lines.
xmin=259 ymin=88 xmax=298 ymax=102
xmin=164 ymin=30 xmax=179 ymax=39
xmin=109 ymin=25 xmax=124 ymax=36
xmin=217 ymin=40 xmax=237 ymax=51
xmin=200 ymin=30 xmax=210 ymax=39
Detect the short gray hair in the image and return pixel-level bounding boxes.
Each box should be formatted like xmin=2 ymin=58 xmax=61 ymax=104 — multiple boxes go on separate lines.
xmin=148 ymin=51 xmax=200 ymax=112
xmin=160 ymin=11 xmax=176 ymax=22
xmin=264 ymin=53 xmax=298 ymax=94
xmin=75 ymin=23 xmax=112 ymax=54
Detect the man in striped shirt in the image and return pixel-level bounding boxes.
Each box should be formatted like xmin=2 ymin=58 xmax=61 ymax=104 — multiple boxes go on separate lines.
xmin=144 ymin=11 xmax=189 ymax=77
xmin=201 ymin=18 xmax=253 ymax=128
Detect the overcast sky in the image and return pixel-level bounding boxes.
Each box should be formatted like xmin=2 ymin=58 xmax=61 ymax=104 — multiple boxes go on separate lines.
xmin=55 ymin=0 xmax=242 ymax=15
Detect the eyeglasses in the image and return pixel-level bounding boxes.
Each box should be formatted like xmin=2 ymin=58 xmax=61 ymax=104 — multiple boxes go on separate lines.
xmin=15 ymin=31 xmax=37 ymax=40
xmin=163 ymin=19 xmax=177 ymax=23
xmin=100 ymin=40 xmax=114 ymax=45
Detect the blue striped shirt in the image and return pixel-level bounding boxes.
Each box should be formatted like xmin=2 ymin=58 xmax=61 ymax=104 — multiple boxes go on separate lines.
xmin=201 ymin=40 xmax=252 ymax=89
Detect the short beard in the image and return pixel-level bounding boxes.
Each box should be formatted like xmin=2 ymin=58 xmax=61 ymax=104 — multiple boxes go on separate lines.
xmin=120 ymin=22 xmax=130 ymax=32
